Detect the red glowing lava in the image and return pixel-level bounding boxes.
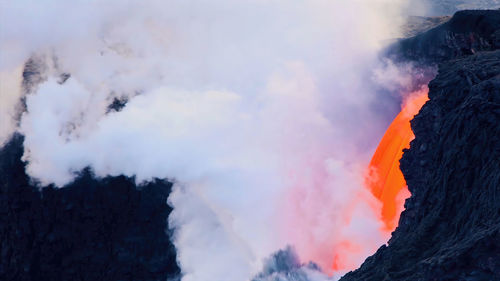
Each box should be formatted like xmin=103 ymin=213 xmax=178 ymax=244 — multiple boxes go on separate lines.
xmin=366 ymin=88 xmax=429 ymax=231
xmin=283 ymin=87 xmax=429 ymax=276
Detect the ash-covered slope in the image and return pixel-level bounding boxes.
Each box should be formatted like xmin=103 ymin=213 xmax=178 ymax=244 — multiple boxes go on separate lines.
xmin=0 ymin=135 xmax=180 ymax=281
xmin=340 ymin=22 xmax=500 ymax=281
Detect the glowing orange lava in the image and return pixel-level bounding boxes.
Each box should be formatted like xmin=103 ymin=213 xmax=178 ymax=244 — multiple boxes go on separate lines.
xmin=366 ymin=88 xmax=429 ymax=231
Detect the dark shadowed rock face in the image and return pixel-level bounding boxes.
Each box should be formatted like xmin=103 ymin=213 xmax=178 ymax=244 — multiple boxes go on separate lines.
xmin=390 ymin=10 xmax=500 ymax=63
xmin=340 ymin=50 xmax=500 ymax=281
xmin=0 ymin=135 xmax=180 ymax=281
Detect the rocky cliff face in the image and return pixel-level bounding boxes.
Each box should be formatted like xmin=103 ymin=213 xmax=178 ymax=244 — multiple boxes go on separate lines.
xmin=341 ymin=11 xmax=500 ymax=281
xmin=0 ymin=135 xmax=180 ymax=281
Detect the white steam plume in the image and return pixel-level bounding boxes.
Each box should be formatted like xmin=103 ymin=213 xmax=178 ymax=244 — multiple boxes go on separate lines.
xmin=1 ymin=1 xmax=413 ymax=280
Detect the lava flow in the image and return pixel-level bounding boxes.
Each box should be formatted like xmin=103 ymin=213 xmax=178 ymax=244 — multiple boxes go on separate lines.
xmin=366 ymin=88 xmax=429 ymax=231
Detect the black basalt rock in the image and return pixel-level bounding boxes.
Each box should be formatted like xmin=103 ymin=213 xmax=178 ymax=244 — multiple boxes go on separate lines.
xmin=339 ymin=10 xmax=500 ymax=281
xmin=389 ymin=10 xmax=500 ymax=64
xmin=0 ymin=135 xmax=180 ymax=281
xmin=340 ymin=50 xmax=500 ymax=281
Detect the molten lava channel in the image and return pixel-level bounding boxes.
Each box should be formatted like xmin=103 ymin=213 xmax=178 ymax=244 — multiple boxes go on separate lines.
xmin=367 ymin=88 xmax=429 ymax=231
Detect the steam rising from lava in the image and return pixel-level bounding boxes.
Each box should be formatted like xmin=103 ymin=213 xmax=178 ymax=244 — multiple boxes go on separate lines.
xmin=0 ymin=1 xmax=422 ymax=280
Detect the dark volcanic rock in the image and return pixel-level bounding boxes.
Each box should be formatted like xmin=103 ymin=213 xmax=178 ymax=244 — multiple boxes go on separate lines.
xmin=390 ymin=10 xmax=500 ymax=63
xmin=340 ymin=10 xmax=500 ymax=281
xmin=401 ymin=16 xmax=452 ymax=38
xmin=252 ymin=247 xmax=322 ymax=281
xmin=340 ymin=50 xmax=500 ymax=281
xmin=0 ymin=135 xmax=180 ymax=281
xmin=107 ymin=97 xmax=129 ymax=113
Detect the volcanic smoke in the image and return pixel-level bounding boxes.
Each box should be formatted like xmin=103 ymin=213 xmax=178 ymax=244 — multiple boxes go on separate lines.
xmin=0 ymin=1 xmax=419 ymax=280
xmin=366 ymin=87 xmax=429 ymax=231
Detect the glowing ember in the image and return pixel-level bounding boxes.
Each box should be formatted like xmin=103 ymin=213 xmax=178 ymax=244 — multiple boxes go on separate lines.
xmin=366 ymin=88 xmax=429 ymax=231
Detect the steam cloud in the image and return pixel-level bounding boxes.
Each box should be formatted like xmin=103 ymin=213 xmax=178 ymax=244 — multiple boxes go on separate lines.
xmin=1 ymin=1 xmax=415 ymax=280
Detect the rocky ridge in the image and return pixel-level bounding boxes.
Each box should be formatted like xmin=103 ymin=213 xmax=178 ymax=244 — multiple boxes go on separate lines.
xmin=390 ymin=10 xmax=500 ymax=64
xmin=340 ymin=10 xmax=500 ymax=281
